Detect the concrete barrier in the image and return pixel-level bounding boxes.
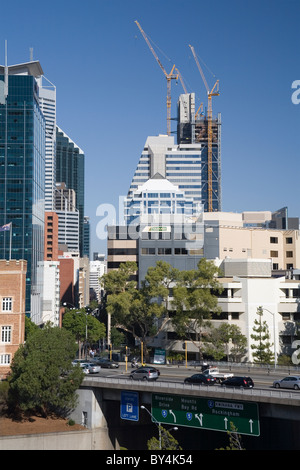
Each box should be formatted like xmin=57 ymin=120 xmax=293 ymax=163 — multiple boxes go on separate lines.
xmin=0 ymin=427 xmax=114 ymax=450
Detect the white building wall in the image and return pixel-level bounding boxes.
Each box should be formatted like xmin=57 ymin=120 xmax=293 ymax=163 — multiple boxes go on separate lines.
xmin=56 ymin=210 xmax=79 ymax=252
xmin=42 ymin=261 xmax=60 ymax=326
xmin=89 ymin=260 xmax=107 ymax=302
xmin=38 ymin=77 xmax=56 ymax=212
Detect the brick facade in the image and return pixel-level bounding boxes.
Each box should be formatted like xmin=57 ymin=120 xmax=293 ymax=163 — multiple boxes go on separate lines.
xmin=0 ymin=260 xmax=27 ymax=380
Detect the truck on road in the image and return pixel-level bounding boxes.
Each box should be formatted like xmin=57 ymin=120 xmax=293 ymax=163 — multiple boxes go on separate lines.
xmin=202 ymin=367 xmax=234 ymax=383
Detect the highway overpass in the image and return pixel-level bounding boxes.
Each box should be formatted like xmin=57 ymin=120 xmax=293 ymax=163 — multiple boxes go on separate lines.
xmin=69 ymin=376 xmax=300 ymax=450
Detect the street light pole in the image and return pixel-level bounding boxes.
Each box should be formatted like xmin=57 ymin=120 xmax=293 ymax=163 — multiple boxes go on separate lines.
xmin=260 ymin=306 xmax=277 ymax=366
xmin=140 ymin=405 xmax=178 ymax=450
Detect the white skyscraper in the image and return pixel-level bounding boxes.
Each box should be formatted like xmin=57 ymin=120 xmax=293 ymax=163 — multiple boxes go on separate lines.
xmin=37 ymin=76 xmax=56 ymax=211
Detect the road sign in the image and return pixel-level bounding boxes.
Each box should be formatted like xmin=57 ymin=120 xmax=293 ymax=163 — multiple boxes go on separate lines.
xmin=120 ymin=391 xmax=139 ymax=421
xmin=152 ymin=393 xmax=260 ymax=436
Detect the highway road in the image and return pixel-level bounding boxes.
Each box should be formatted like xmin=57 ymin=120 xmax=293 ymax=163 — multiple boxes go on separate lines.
xmin=87 ymin=362 xmax=300 ymax=393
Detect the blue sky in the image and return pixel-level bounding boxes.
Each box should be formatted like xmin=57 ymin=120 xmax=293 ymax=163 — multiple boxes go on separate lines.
xmin=1 ymin=0 xmax=299 ymax=254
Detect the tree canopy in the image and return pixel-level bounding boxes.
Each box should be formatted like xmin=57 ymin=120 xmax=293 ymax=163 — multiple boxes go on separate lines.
xmin=101 ymin=259 xmax=223 ymax=359
xmin=62 ymin=308 xmax=106 ymax=359
xmin=251 ymin=307 xmax=275 ymax=364
xmin=7 ymin=325 xmax=84 ymax=418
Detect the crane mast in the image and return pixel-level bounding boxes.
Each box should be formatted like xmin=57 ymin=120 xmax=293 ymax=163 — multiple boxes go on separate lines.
xmin=135 ymin=20 xmax=178 ymax=136
xmin=189 ymin=45 xmax=219 ymax=212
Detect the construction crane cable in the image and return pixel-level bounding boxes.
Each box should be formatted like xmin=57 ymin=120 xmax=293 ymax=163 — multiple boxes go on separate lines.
xmin=135 ymin=20 xmax=178 ymax=136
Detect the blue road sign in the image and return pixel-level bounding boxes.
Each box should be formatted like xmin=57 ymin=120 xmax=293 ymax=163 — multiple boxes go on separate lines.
xmin=120 ymin=391 xmax=139 ymax=421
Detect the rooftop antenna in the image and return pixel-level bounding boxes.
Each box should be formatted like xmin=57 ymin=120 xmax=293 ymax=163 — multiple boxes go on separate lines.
xmin=4 ymin=40 xmax=8 ymax=99
xmin=30 ymin=47 xmax=33 ymax=62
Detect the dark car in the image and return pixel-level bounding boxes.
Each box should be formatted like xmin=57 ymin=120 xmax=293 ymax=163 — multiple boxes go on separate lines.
xmin=95 ymin=358 xmax=119 ymax=369
xmin=184 ymin=373 xmax=217 ymax=385
xmin=129 ymin=366 xmax=160 ymax=381
xmin=221 ymin=376 xmax=254 ymax=388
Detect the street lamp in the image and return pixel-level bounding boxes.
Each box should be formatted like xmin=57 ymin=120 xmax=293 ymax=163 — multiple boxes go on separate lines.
xmin=259 ymin=306 xmax=277 ymax=366
xmin=140 ymin=405 xmax=178 ymax=450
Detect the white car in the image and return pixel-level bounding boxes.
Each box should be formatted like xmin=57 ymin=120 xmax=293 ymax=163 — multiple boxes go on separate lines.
xmin=273 ymin=376 xmax=300 ymax=390
xmin=83 ymin=363 xmax=101 ymax=374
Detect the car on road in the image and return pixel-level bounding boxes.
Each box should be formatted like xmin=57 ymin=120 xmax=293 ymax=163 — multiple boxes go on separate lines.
xmin=273 ymin=376 xmax=300 ymax=390
xmin=221 ymin=376 xmax=254 ymax=388
xmin=129 ymin=366 xmax=160 ymax=381
xmin=95 ymin=358 xmax=119 ymax=369
xmin=184 ymin=373 xmax=217 ymax=385
xmin=83 ymin=363 xmax=101 ymax=374
xmin=72 ymin=359 xmax=88 ymax=366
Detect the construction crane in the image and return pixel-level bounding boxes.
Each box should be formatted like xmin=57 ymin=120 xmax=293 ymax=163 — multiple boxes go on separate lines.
xmin=175 ymin=67 xmax=187 ymax=94
xmin=189 ymin=45 xmax=219 ymax=212
xmin=135 ymin=20 xmax=178 ymax=136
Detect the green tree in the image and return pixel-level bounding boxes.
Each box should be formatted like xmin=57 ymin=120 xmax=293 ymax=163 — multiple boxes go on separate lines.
xmin=250 ymin=307 xmax=274 ymax=364
xmin=24 ymin=315 xmax=39 ymax=340
xmin=217 ymin=422 xmax=245 ymax=450
xmin=204 ymin=324 xmax=247 ymax=362
xmin=229 ymin=324 xmax=247 ymax=362
xmin=147 ymin=425 xmax=182 ymax=450
xmin=172 ymin=258 xmax=223 ymax=358
xmin=62 ymin=308 xmax=106 ymax=359
xmin=110 ymin=327 xmax=125 ymax=349
xmin=7 ymin=325 xmax=84 ymax=418
xmin=102 ymin=261 xmax=180 ymax=360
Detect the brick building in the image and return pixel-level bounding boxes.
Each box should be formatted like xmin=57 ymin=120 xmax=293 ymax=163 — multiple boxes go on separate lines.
xmin=0 ymin=260 xmax=27 ymax=379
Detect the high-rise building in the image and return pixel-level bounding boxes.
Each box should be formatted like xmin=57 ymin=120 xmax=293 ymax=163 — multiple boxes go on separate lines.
xmin=55 ymin=126 xmax=85 ymax=256
xmin=126 ymin=93 xmax=221 ymax=213
xmin=55 ymin=182 xmax=79 ymax=252
xmin=0 ymin=61 xmax=46 ymax=317
xmin=89 ymin=258 xmax=106 ymax=302
xmin=177 ymin=93 xmax=221 ymax=212
xmin=83 ymin=216 xmax=90 ymax=258
xmin=124 ymin=174 xmax=201 ymax=225
xmin=37 ymin=76 xmax=56 ymax=212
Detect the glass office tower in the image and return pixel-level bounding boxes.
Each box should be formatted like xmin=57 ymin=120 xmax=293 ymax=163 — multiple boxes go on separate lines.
xmin=0 ymin=62 xmax=45 ymax=318
xmin=56 ymin=126 xmax=85 ymax=256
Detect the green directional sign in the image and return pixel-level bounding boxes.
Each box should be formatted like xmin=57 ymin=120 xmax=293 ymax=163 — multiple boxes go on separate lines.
xmin=152 ymin=393 xmax=260 ymax=437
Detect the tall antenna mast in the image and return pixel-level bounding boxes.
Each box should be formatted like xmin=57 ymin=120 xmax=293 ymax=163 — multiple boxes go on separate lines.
xmin=30 ymin=47 xmax=33 ymax=62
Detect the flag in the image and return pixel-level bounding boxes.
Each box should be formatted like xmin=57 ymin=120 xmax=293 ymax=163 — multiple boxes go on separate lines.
xmin=0 ymin=223 xmax=11 ymax=232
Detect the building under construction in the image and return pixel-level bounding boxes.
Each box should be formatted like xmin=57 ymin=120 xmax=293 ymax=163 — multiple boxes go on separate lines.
xmin=177 ymin=92 xmax=221 ymax=212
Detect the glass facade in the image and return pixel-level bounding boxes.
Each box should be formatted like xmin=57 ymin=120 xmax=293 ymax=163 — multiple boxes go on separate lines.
xmin=56 ymin=127 xmax=85 ymax=256
xmin=0 ymin=74 xmax=45 ymax=315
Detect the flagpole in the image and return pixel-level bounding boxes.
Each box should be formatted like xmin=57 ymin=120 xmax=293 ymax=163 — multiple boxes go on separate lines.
xmin=9 ymin=223 xmax=12 ymax=260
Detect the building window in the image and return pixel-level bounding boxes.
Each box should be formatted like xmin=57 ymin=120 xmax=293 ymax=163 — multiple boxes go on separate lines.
xmin=174 ymin=248 xmax=188 ymax=255
xmin=0 ymin=354 xmax=10 ymax=365
xmin=158 ymin=248 xmax=172 ymax=255
xmin=273 ymin=263 xmax=279 ymax=270
xmin=1 ymin=326 xmax=11 ymax=343
xmin=286 ymin=237 xmax=293 ymax=244
xmin=141 ymin=247 xmax=155 ymax=255
xmin=270 ymin=251 xmax=278 ymax=258
xmin=286 ymin=251 xmax=293 ymax=258
xmin=2 ymin=298 xmax=12 ymax=312
xmin=231 ymin=312 xmax=240 ymax=320
xmin=270 ymin=237 xmax=278 ymax=244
